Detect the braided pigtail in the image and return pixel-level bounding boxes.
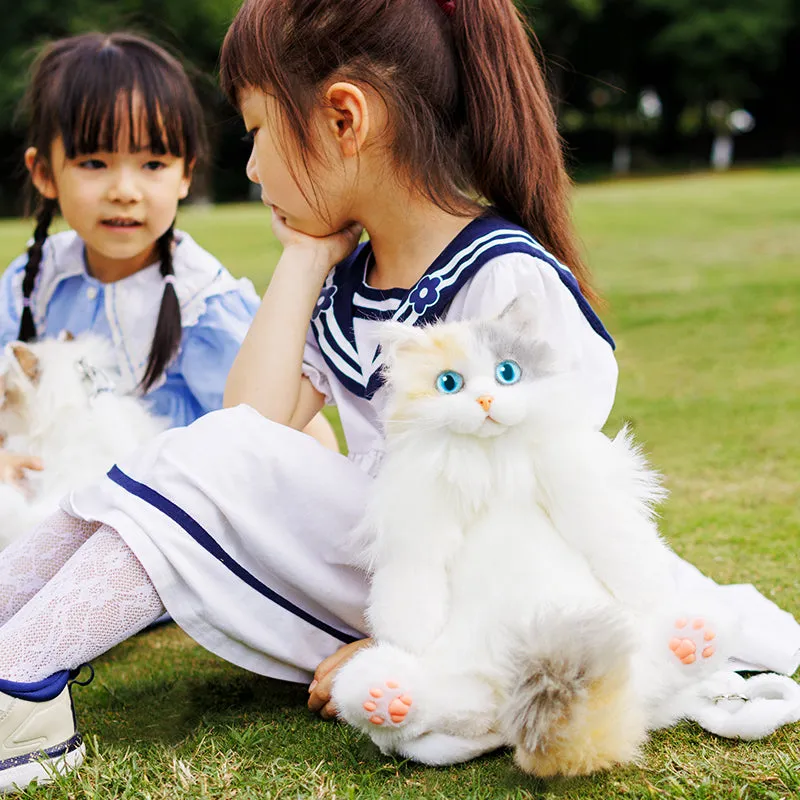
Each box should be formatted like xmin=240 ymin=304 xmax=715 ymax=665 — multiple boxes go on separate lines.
xmin=140 ymin=223 xmax=183 ymax=392
xmin=18 ymin=198 xmax=58 ymax=342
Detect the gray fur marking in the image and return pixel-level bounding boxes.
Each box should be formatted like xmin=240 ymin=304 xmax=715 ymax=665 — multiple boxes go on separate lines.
xmin=474 ymin=318 xmax=561 ymax=379
xmin=499 ymin=609 xmax=632 ymax=753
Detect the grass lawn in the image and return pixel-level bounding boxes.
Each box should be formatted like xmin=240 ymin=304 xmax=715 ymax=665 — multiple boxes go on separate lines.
xmin=0 ymin=168 xmax=798 ymax=798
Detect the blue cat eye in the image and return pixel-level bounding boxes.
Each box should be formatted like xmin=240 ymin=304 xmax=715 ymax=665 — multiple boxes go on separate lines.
xmin=495 ymin=360 xmax=522 ymax=385
xmin=435 ymin=370 xmax=464 ymax=394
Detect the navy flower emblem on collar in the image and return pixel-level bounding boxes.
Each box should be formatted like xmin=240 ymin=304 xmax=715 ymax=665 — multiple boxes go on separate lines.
xmin=313 ymin=284 xmax=337 ymax=320
xmin=408 ymin=275 xmax=441 ymax=314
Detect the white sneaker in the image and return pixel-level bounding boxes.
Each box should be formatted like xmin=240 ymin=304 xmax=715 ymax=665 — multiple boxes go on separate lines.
xmin=0 ymin=685 xmax=84 ymax=794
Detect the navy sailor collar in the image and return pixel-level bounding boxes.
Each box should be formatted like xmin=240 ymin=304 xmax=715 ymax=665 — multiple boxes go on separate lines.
xmin=310 ymin=214 xmax=614 ymax=400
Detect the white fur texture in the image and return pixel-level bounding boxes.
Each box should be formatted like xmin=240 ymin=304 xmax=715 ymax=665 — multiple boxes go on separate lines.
xmin=0 ymin=334 xmax=168 ymax=549
xmin=333 ymin=296 xmax=731 ymax=774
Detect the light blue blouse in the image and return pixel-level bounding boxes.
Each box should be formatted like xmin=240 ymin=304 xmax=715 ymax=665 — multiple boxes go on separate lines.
xmin=0 ymin=234 xmax=260 ymax=429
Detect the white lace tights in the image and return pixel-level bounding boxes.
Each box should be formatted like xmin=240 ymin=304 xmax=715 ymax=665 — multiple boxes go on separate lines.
xmin=0 ymin=510 xmax=100 ymax=625
xmin=0 ymin=522 xmax=164 ymax=683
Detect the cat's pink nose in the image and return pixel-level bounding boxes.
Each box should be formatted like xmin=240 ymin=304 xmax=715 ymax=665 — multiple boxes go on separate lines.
xmin=476 ymin=395 xmax=494 ymax=412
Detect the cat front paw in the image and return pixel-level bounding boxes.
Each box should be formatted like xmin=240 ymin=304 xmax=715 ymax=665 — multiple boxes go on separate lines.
xmin=362 ymin=680 xmax=415 ymax=727
xmin=333 ymin=643 xmax=427 ymax=744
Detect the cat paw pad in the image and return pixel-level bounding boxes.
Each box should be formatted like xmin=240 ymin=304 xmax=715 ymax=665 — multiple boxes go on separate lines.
xmin=669 ymin=617 xmax=716 ymax=665
xmin=362 ymin=680 xmax=413 ymax=727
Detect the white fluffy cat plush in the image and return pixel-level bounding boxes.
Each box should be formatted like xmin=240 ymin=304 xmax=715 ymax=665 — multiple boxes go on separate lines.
xmin=332 ymin=295 xmax=734 ymax=776
xmin=0 ymin=333 xmax=168 ymax=549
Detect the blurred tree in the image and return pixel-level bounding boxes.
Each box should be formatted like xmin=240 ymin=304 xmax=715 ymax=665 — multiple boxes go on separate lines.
xmin=523 ymin=0 xmax=796 ymax=168
xmin=634 ymin=0 xmax=791 ymax=167
xmin=636 ymin=0 xmax=791 ymax=103
xmin=750 ymin=0 xmax=800 ymax=154
xmin=0 ymin=0 xmax=239 ymax=122
xmin=522 ymin=0 xmax=665 ymax=171
xmin=520 ymin=0 xmax=607 ymax=108
xmin=0 ymin=0 xmax=241 ymax=209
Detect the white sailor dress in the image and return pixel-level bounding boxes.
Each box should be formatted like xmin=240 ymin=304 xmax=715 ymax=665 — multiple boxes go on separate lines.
xmin=0 ymin=229 xmax=259 ymax=428
xmin=61 ymin=215 xmax=800 ymax=681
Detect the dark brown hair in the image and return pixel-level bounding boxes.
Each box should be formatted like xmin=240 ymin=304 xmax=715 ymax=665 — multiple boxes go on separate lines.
xmin=220 ymin=0 xmax=596 ymax=300
xmin=20 ymin=32 xmax=208 ymax=391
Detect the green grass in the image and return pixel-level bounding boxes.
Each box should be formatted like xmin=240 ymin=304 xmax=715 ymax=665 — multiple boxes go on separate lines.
xmin=0 ymin=168 xmax=798 ymax=798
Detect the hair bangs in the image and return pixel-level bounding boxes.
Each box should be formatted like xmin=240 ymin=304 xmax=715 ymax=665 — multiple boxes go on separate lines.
xmin=26 ymin=33 xmax=205 ymax=175
xmin=59 ymin=51 xmax=188 ymax=162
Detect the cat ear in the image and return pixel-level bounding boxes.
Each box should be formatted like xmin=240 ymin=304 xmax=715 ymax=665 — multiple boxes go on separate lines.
xmin=377 ymin=322 xmax=430 ymax=368
xmin=5 ymin=342 xmax=40 ymax=385
xmin=497 ymin=292 xmax=542 ymax=336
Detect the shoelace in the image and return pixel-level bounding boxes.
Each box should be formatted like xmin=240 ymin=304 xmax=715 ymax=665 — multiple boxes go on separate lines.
xmin=69 ymin=663 xmax=95 ymax=688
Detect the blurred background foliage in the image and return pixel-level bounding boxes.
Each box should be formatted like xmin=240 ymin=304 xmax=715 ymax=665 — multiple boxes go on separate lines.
xmin=0 ymin=0 xmax=797 ymax=214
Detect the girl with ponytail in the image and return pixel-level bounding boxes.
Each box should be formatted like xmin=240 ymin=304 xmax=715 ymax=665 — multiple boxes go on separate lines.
xmin=0 ymin=4 xmax=791 ymax=790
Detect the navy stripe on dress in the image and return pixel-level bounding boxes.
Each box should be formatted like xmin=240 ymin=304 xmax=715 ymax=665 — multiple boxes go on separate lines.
xmin=107 ymin=466 xmax=359 ymax=645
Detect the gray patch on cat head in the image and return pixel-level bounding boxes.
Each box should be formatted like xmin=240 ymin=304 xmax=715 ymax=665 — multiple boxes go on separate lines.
xmin=474 ymin=317 xmax=561 ymax=378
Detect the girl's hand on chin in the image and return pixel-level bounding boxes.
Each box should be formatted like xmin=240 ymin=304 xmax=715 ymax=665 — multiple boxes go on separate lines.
xmin=271 ymin=210 xmax=363 ymax=276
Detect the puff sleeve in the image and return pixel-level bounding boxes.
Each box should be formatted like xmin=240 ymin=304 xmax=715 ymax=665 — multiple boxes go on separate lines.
xmin=146 ymin=289 xmax=259 ymax=427
xmin=301 ymin=326 xmax=334 ymax=405
xmin=0 ymin=256 xmax=27 ymax=348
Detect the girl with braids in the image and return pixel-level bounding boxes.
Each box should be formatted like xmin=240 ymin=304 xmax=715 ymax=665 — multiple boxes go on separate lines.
xmin=0 ymin=2 xmax=797 ymax=791
xmin=0 ymin=31 xmax=336 ymax=489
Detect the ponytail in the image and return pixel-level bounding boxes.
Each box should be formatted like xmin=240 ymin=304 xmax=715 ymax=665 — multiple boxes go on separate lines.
xmin=18 ymin=198 xmax=58 ymax=342
xmin=140 ymin=223 xmax=182 ymax=392
xmin=449 ymin=0 xmax=596 ymax=302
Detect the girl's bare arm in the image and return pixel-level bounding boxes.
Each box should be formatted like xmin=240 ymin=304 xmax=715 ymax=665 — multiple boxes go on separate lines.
xmin=224 ymin=213 xmax=361 ymax=425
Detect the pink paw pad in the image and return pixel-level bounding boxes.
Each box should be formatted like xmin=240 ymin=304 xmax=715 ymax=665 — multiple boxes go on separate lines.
xmin=363 ymin=680 xmax=413 ymax=727
xmin=669 ymin=617 xmax=716 ymax=665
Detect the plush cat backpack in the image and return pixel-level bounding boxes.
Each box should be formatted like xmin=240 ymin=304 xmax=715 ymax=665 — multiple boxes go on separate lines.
xmin=0 ymin=332 xmax=168 ymax=548
xmin=332 ymin=295 xmax=800 ymax=776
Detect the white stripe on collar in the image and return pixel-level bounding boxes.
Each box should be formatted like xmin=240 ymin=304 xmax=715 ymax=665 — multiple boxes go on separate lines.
xmin=352 ymin=293 xmax=402 ymax=312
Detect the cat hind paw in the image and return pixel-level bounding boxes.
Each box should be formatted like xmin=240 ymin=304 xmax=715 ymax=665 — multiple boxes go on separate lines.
xmin=668 ymin=616 xmax=718 ymax=666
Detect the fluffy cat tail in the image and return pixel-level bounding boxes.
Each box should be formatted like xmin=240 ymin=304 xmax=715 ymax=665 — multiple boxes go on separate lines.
xmin=499 ymin=608 xmax=648 ymax=778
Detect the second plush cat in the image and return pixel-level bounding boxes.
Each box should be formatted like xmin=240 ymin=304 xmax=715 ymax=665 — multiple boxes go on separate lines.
xmin=333 ymin=295 xmax=741 ymax=775
xmin=0 ymin=333 xmax=168 ymax=548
